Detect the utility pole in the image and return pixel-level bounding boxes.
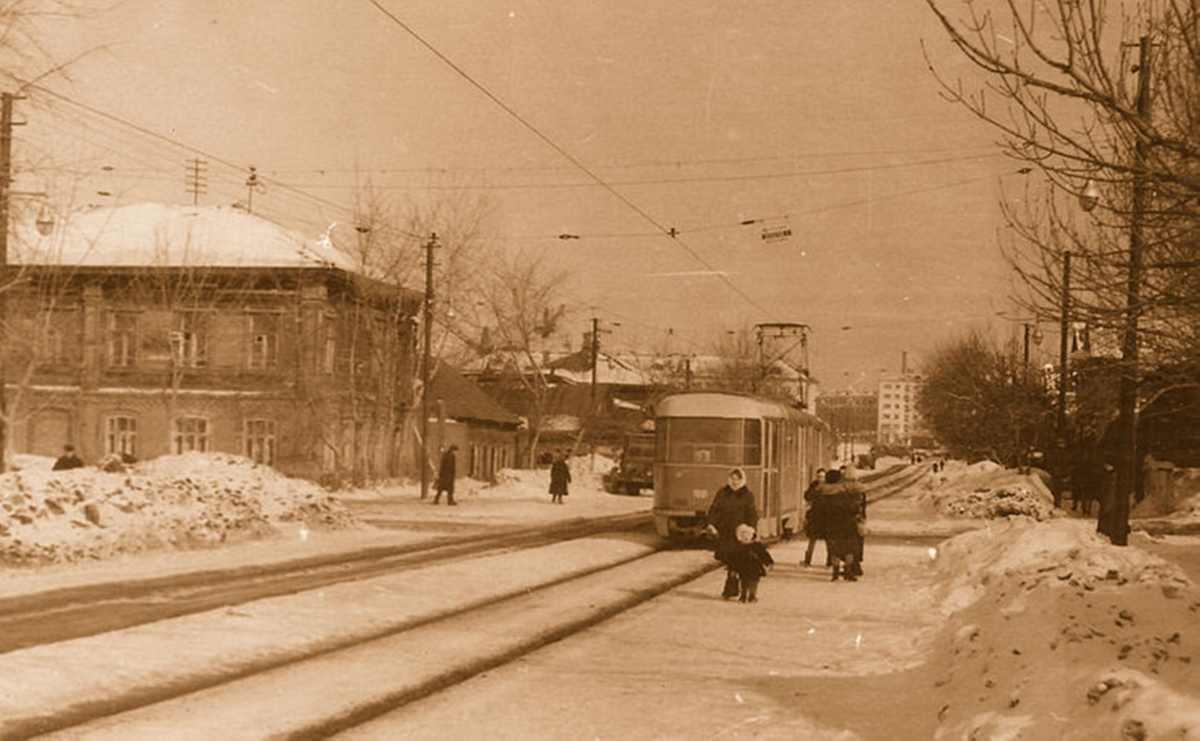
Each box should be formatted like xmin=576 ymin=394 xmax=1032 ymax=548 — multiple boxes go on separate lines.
xmin=588 ymin=317 xmax=617 ymax=412
xmin=0 ymin=92 xmax=16 ymax=473
xmin=1108 ymin=35 xmax=1153 ymax=547
xmin=184 ymin=158 xmax=207 ymax=205
xmin=420 ymin=233 xmax=437 ymax=499
xmin=1057 ymin=250 xmax=1071 ymax=443
xmin=245 ymin=166 xmax=261 ymax=214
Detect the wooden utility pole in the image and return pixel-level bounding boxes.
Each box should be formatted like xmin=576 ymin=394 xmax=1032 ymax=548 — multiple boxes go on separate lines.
xmin=1057 ymin=250 xmax=1071 ymax=443
xmin=1108 ymin=35 xmax=1153 ymax=547
xmin=420 ymin=233 xmax=437 ymax=499
xmin=0 ymin=92 xmax=18 ymax=473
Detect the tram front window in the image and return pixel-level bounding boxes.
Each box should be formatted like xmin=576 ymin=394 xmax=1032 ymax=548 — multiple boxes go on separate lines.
xmin=661 ymin=418 xmax=761 ymax=465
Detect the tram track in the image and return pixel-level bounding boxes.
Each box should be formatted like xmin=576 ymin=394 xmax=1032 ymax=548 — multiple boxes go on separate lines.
xmin=0 ymin=511 xmax=653 ymax=655
xmin=5 ymin=526 xmax=714 ymax=740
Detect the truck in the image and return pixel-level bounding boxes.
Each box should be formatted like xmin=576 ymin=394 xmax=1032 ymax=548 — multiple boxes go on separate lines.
xmin=603 ymin=432 xmax=655 ymax=496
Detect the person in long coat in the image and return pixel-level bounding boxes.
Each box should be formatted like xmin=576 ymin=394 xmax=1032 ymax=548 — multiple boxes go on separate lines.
xmin=705 ymin=467 xmax=759 ymax=599
xmin=821 ymin=469 xmax=863 ymax=582
xmin=549 ymin=452 xmax=571 ymax=504
xmin=433 ymin=444 xmax=457 ymax=505
xmin=801 ymin=468 xmax=828 ymax=567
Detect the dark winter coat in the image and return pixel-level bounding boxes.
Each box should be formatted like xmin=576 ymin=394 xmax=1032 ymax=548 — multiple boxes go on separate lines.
xmin=52 ymin=453 xmax=84 ymax=471
xmin=803 ymin=479 xmax=829 ymax=539
xmin=549 ymin=459 xmax=571 ymax=496
xmin=707 ymin=484 xmax=758 ymax=563
xmin=822 ymin=482 xmax=866 ymax=561
xmin=436 ymin=449 xmax=456 ymax=493
xmin=724 ymin=540 xmax=774 ymax=584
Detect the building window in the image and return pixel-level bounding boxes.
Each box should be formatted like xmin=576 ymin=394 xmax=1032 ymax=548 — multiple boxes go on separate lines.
xmin=244 ymin=419 xmax=276 ymax=465
xmin=107 ymin=311 xmax=138 ymax=367
xmin=105 ymin=416 xmax=138 ymax=459
xmin=170 ymin=312 xmax=208 ymax=368
xmin=172 ymin=417 xmax=209 ymax=453
xmin=247 ymin=312 xmax=279 ymax=370
xmin=322 ymin=313 xmax=336 ymax=375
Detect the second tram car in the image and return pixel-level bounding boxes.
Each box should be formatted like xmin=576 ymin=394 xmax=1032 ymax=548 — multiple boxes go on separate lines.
xmin=652 ymin=391 xmax=832 ymax=540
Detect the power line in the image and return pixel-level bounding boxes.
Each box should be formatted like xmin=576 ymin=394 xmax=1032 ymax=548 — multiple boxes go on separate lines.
xmin=363 ymin=0 xmax=778 ymax=321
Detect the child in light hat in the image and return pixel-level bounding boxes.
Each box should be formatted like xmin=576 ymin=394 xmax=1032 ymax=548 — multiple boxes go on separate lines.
xmin=724 ymin=523 xmax=774 ymax=603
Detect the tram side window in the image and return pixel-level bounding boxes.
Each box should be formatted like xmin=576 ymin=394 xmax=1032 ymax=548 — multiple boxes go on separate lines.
xmin=663 ymin=417 xmax=761 ymax=465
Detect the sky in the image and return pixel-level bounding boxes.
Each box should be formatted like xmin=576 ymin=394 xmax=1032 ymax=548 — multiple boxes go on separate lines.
xmin=5 ymin=1 xmax=1036 ymax=392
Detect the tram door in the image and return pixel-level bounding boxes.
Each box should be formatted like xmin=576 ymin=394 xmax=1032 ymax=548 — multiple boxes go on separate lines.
xmin=761 ymin=419 xmax=781 ymax=537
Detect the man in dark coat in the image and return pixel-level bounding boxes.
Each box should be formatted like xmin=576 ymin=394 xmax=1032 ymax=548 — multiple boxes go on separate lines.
xmin=433 ymin=444 xmax=458 ymax=505
xmin=821 ymin=468 xmax=864 ymax=582
xmin=706 ymin=467 xmax=759 ymax=599
xmin=549 ymin=451 xmax=571 ymax=504
xmin=52 ymin=444 xmax=84 ymax=471
xmin=802 ymin=468 xmax=828 ymax=567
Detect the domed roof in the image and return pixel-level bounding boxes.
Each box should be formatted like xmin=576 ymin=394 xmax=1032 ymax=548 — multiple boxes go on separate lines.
xmin=13 ymin=203 xmax=359 ymax=272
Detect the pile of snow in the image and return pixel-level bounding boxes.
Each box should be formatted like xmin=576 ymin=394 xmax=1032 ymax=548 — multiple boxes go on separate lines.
xmin=924 ymin=518 xmax=1200 ymax=739
xmin=0 ymin=453 xmax=361 ymax=565
xmin=921 ymin=459 xmax=1057 ymax=521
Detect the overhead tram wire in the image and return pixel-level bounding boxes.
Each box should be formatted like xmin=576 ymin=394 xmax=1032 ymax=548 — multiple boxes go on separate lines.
xmin=5 ymin=72 xmax=425 ymax=240
xmin=363 ymin=0 xmax=779 ymax=322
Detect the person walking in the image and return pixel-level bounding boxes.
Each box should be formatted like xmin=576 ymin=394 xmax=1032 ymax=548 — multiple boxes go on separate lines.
xmin=549 ymin=451 xmax=571 ymax=504
xmin=724 ymin=523 xmax=774 ymax=603
xmin=801 ymin=467 xmax=828 ymax=567
xmin=705 ymin=468 xmax=759 ymax=599
xmin=52 ymin=444 xmax=84 ymax=471
xmin=432 ymin=444 xmax=458 ymax=505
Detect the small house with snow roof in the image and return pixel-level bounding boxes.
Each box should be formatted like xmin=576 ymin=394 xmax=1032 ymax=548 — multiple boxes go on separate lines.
xmin=5 ymin=203 xmax=423 ymax=484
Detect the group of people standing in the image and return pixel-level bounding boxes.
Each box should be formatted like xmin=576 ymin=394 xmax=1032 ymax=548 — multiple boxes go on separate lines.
xmin=705 ymin=464 xmax=868 ymax=602
xmin=802 ymin=467 xmax=867 ymax=581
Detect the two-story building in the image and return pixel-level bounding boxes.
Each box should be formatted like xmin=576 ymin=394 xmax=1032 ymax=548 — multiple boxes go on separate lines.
xmin=6 ymin=203 xmax=422 ymax=484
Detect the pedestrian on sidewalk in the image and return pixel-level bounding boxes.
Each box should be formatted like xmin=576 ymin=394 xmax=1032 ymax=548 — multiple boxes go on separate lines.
xmin=706 ymin=467 xmax=759 ymax=599
xmin=432 ymin=444 xmax=458 ymax=505
xmin=724 ymin=523 xmax=773 ymax=603
xmin=549 ymin=451 xmax=571 ymax=504
xmin=52 ymin=444 xmax=84 ymax=471
xmin=843 ymin=465 xmax=867 ymax=578
xmin=821 ymin=468 xmax=861 ymax=582
xmin=801 ymin=467 xmax=829 ymax=567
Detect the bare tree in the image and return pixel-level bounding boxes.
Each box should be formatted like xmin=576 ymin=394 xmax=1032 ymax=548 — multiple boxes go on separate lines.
xmin=926 ymin=0 xmax=1200 ymax=542
xmin=466 ymin=247 xmax=570 ymax=467
xmin=917 ymin=327 xmax=1053 ymax=466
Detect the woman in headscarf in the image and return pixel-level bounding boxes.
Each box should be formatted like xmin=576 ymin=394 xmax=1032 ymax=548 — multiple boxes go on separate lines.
xmin=706 ymin=468 xmax=759 ymax=599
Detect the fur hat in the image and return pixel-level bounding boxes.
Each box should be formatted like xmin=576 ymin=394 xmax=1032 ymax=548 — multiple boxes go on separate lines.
xmin=735 ymin=523 xmax=756 ymax=543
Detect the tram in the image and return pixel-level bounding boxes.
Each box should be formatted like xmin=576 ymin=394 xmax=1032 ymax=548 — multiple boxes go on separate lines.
xmin=652 ymin=391 xmax=832 ymax=540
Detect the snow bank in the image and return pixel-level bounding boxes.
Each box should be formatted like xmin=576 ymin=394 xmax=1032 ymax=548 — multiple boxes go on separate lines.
xmin=926 ymin=518 xmax=1200 ymax=740
xmin=0 ymin=453 xmax=361 ymax=565
xmin=921 ymin=459 xmax=1057 ymax=521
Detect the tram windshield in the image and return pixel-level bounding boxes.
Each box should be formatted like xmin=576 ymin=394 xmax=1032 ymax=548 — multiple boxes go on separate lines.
xmin=657 ymin=417 xmax=761 ymax=465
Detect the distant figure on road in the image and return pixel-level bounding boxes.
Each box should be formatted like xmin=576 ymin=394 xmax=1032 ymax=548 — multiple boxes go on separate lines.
xmin=549 ymin=451 xmax=571 ymax=504
xmin=705 ymin=467 xmax=759 ymax=599
xmin=802 ymin=468 xmax=829 ymax=568
xmin=52 ymin=444 xmax=84 ymax=471
xmin=433 ymin=444 xmax=458 ymax=505
xmin=724 ymin=523 xmax=773 ymax=603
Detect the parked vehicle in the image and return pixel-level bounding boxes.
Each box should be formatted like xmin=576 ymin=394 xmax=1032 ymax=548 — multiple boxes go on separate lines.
xmin=652 ymin=391 xmax=832 ymax=540
xmin=603 ymin=433 xmax=655 ymax=496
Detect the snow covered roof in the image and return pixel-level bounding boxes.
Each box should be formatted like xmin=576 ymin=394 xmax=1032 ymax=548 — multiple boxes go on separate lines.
xmin=13 ymin=203 xmax=360 ymax=273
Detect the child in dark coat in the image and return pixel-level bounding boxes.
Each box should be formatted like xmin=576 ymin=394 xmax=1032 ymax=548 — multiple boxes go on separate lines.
xmin=724 ymin=524 xmax=774 ymax=603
